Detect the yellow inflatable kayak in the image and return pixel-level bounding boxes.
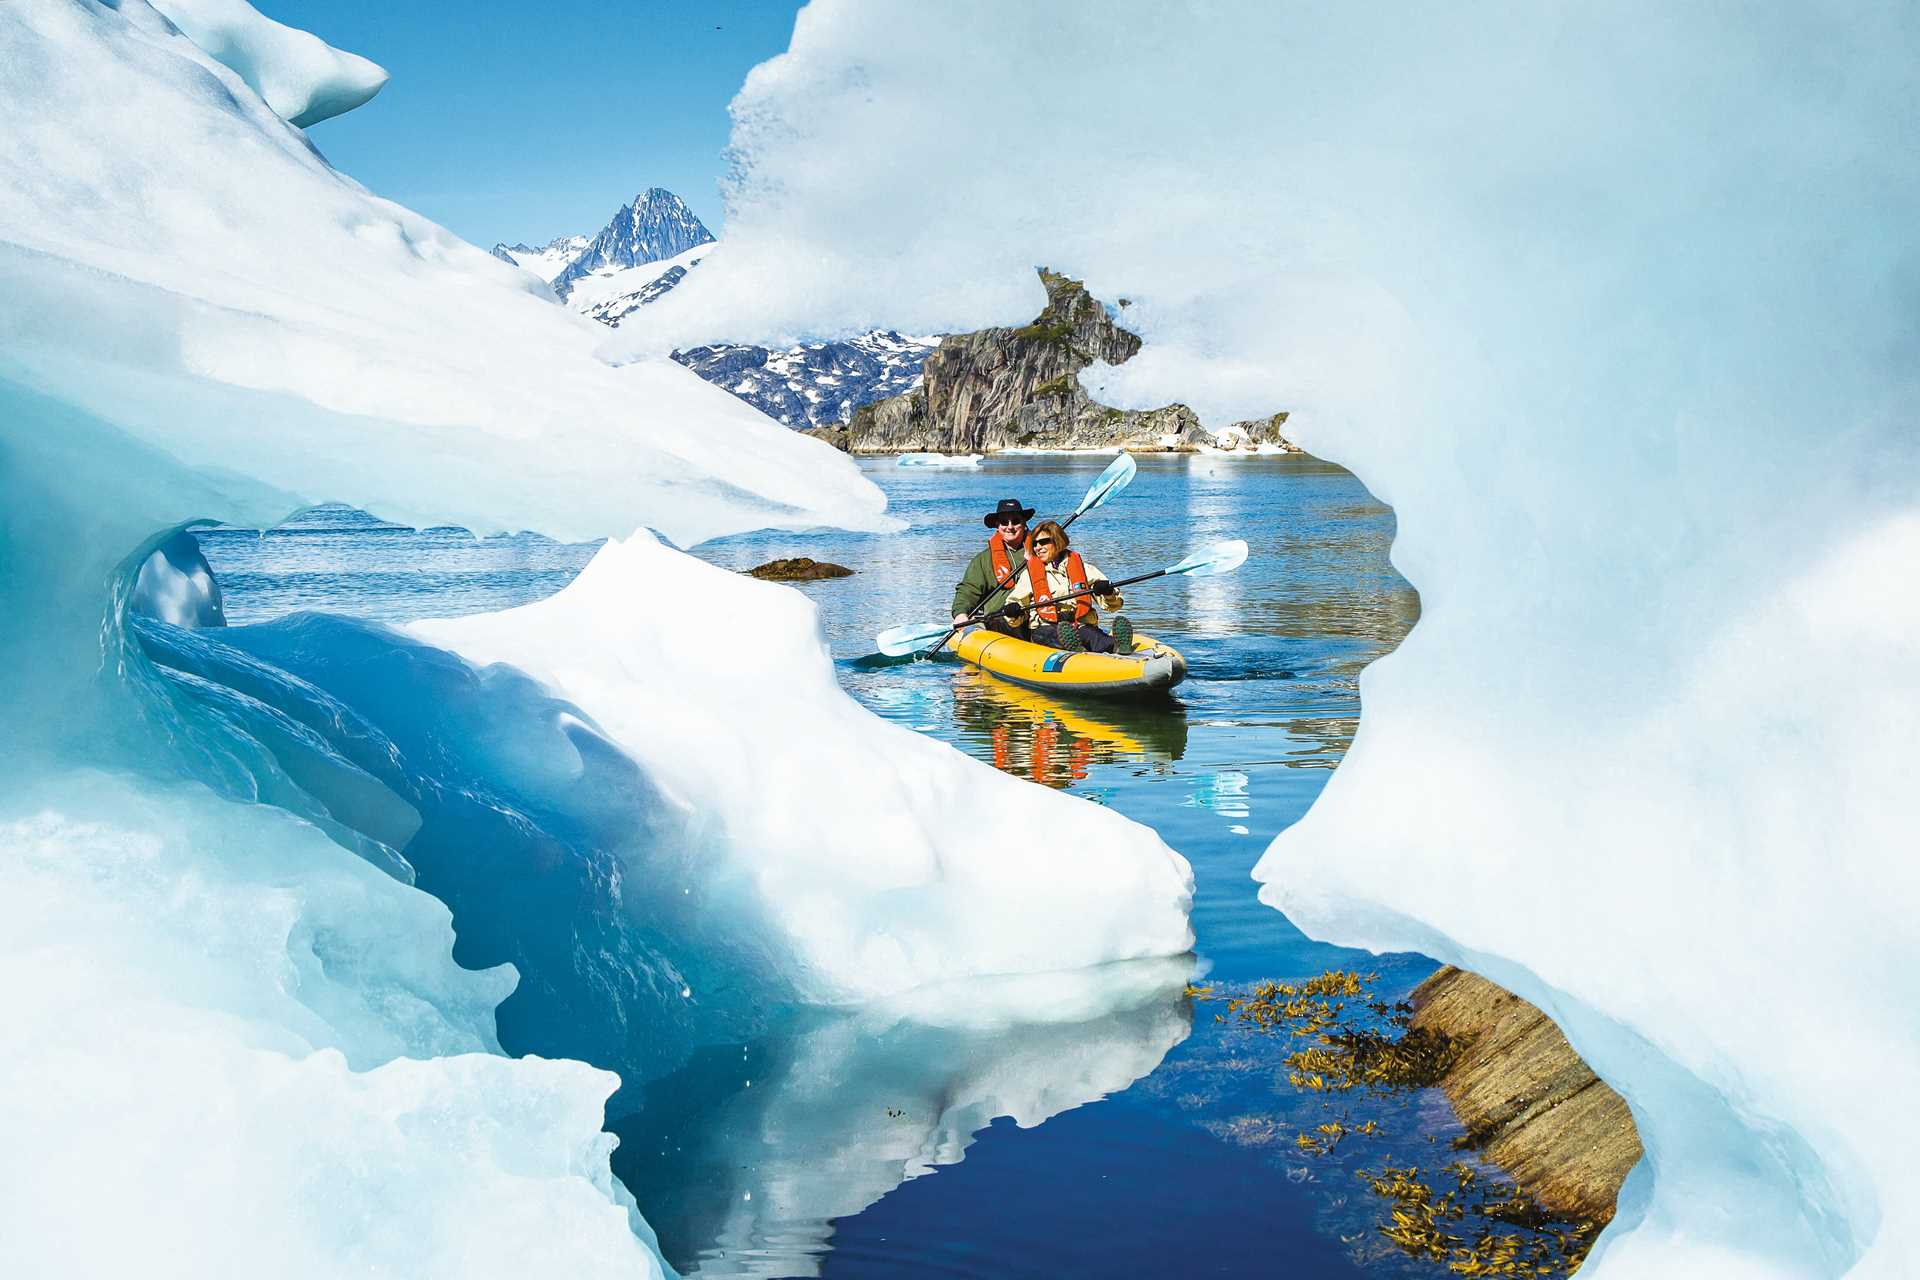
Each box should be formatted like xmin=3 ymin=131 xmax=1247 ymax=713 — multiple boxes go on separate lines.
xmin=948 ymin=626 xmax=1187 ymax=697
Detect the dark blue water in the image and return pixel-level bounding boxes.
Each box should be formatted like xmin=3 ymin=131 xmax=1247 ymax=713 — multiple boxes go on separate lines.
xmin=184 ymin=455 xmax=1479 ymax=1278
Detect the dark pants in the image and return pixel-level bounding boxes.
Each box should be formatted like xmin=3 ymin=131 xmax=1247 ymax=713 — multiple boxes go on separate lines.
xmin=1031 ymin=621 xmax=1116 ymax=654
xmin=984 ymin=614 xmax=1029 ymax=641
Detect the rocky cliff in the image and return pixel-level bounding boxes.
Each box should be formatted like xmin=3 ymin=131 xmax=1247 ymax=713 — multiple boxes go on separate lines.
xmin=1411 ymin=966 xmax=1644 ymax=1225
xmin=839 ymin=270 xmax=1293 ymax=454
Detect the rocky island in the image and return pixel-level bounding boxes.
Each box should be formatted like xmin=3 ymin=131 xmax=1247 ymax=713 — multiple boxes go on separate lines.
xmin=812 ymin=269 xmax=1297 ymax=456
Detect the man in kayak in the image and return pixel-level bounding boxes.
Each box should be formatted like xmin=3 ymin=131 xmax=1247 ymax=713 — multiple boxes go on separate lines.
xmin=1003 ymin=519 xmax=1133 ymax=654
xmin=952 ymin=497 xmax=1035 ymax=638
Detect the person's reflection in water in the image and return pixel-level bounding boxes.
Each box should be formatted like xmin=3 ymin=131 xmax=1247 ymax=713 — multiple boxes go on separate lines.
xmin=955 ymin=672 xmax=1187 ymax=790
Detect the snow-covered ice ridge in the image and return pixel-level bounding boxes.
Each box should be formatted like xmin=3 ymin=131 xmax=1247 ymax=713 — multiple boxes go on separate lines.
xmin=149 ymin=0 xmax=387 ymax=126
xmin=673 ymin=327 xmax=940 ymax=429
xmin=610 ymin=5 xmax=1920 ymax=1279
xmin=565 ymin=243 xmax=712 ymax=326
xmin=0 ymin=2 xmax=1194 ymax=1276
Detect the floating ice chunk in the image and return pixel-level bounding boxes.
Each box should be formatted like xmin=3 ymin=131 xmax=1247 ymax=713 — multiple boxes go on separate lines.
xmin=411 ymin=534 xmax=1196 ymax=1001
xmin=149 ymin=0 xmax=388 ymax=126
xmin=897 ymin=452 xmax=984 ymax=468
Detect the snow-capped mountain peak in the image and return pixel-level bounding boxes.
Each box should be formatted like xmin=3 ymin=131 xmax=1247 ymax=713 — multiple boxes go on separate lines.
xmin=550 ymin=188 xmax=715 ymax=299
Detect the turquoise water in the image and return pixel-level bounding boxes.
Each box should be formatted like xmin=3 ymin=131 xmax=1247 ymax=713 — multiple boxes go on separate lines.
xmin=190 ymin=454 xmax=1474 ymax=1278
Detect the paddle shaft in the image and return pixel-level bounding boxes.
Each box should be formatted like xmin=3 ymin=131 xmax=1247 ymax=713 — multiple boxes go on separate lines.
xmin=1003 ymin=565 xmax=1170 ymax=620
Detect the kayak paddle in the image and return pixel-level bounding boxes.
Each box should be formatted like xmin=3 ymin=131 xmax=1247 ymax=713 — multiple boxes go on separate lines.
xmin=1007 ymin=537 xmax=1251 ymax=615
xmin=1060 ymin=452 xmax=1136 ymax=530
xmin=876 ymin=618 xmax=967 ymax=658
xmin=884 ymin=453 xmax=1142 ymax=660
xmin=875 ymin=538 xmax=1250 ymax=657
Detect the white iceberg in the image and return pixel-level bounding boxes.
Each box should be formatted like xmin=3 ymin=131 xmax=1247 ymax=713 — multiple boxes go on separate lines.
xmin=411 ymin=534 xmax=1195 ymax=1003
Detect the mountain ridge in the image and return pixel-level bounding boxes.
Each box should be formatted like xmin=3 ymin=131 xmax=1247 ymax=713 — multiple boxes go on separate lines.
xmin=488 ymin=234 xmax=590 ymax=286
xmin=549 ymin=188 xmax=715 ymax=299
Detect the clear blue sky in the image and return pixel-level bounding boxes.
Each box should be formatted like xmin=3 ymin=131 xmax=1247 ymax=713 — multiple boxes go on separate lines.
xmin=263 ymin=0 xmax=806 ymax=247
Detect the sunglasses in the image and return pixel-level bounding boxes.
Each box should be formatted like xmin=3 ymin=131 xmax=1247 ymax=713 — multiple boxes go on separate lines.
xmin=993 ymin=516 xmax=1026 ymax=527
xmin=1033 ymin=538 xmax=1057 ymax=548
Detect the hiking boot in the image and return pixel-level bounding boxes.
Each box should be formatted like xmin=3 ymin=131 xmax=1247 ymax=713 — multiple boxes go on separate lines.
xmin=1111 ymin=615 xmax=1134 ymax=655
xmin=1055 ymin=620 xmax=1084 ymax=652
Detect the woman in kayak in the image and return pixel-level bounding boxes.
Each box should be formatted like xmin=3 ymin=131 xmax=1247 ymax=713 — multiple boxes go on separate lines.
xmin=1003 ymin=520 xmax=1134 ymax=654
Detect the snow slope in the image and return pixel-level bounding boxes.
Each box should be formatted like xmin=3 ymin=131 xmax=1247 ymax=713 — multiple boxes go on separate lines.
xmin=564 ymin=240 xmax=712 ymax=321
xmin=605 ymin=4 xmax=1920 ymax=1277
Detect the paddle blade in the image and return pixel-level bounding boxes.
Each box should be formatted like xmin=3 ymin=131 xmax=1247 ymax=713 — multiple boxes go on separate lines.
xmin=1168 ymin=538 xmax=1250 ymax=577
xmin=1073 ymin=451 xmax=1138 ymax=517
xmin=876 ymin=621 xmax=958 ymax=657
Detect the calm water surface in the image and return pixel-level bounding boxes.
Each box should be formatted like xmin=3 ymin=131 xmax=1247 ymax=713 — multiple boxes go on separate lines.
xmin=200 ymin=455 xmax=1450 ymax=1278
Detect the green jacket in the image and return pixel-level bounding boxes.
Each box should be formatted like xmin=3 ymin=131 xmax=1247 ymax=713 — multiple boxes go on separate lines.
xmin=952 ymin=541 xmax=1024 ymax=618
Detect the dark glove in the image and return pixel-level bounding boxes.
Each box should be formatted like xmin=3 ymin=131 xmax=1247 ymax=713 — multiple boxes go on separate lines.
xmin=1089 ymin=579 xmax=1114 ymax=596
xmin=1001 ymin=601 xmax=1027 ymax=621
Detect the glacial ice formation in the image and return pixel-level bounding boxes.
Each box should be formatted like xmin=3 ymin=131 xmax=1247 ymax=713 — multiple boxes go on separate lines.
xmin=131 ymin=528 xmax=228 ymax=627
xmin=612 ymin=4 xmax=1920 ymax=1276
xmin=0 ymin=1 xmax=1200 ymax=1273
xmin=147 ymin=0 xmax=388 ymax=126
xmin=412 ymin=534 xmax=1195 ymax=1003
xmin=122 ymin=596 xmax=1194 ymax=1274
xmin=0 ymin=771 xmax=669 ymax=1280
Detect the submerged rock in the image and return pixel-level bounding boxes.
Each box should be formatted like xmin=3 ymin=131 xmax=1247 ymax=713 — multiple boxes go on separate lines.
xmin=744 ymin=557 xmax=854 ymax=581
xmin=1410 ymin=966 xmax=1644 ymax=1225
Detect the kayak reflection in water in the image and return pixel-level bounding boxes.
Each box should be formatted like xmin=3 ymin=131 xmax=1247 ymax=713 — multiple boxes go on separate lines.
xmin=1004 ymin=520 xmax=1134 ymax=655
xmin=952 ymin=672 xmax=1186 ymax=789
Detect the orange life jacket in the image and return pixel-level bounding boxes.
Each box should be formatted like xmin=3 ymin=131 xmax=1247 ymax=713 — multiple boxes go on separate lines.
xmin=1026 ymin=550 xmax=1093 ymax=624
xmin=988 ymin=534 xmax=1022 ymax=593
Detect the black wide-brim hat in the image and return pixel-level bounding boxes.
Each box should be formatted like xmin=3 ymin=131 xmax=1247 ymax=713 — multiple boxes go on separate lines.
xmin=983 ymin=497 xmax=1036 ymax=527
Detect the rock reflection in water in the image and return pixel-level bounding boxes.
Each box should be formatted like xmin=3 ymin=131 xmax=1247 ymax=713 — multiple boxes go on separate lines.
xmin=612 ymin=958 xmax=1194 ymax=1277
